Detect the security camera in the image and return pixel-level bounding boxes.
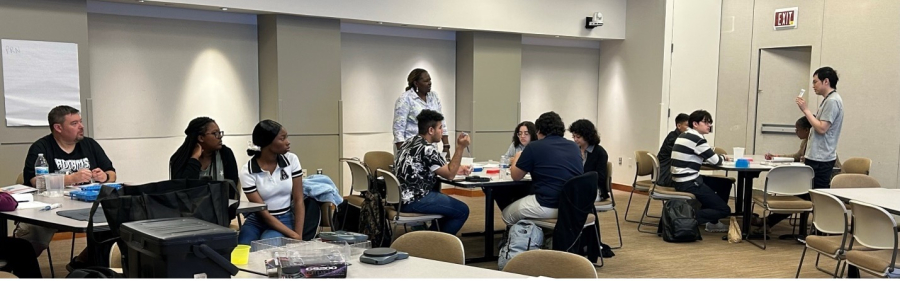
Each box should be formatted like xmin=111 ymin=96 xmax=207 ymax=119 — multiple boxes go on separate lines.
xmin=585 ymin=12 xmax=603 ymax=29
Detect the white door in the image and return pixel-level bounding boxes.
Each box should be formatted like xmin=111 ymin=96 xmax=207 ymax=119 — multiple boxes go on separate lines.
xmin=667 ymin=0 xmax=722 ymax=144
xmin=753 ymin=47 xmax=812 ymax=156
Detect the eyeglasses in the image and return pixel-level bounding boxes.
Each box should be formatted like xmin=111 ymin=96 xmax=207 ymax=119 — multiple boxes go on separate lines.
xmin=517 ymin=131 xmax=530 ymax=136
xmin=204 ymin=131 xmax=225 ymax=139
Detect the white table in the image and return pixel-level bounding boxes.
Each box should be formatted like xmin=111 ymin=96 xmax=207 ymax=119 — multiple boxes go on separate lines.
xmin=817 ymin=188 xmax=900 ymax=215
xmin=0 ymin=192 xmax=266 ymax=235
xmin=234 ymin=255 xmax=526 ymax=278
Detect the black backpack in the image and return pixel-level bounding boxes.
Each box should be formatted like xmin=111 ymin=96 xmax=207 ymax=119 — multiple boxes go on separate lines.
xmin=659 ymin=199 xmax=702 ymax=242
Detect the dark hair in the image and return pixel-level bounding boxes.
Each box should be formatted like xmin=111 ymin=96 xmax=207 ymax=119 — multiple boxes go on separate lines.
xmin=814 ymin=66 xmax=839 ymax=89
xmin=795 ymin=116 xmax=812 ymax=130
xmin=48 ymin=105 xmax=80 ymax=130
xmin=568 ymin=119 xmax=600 ymax=146
xmin=687 ymin=110 xmax=713 ymax=129
xmin=405 ymin=68 xmax=429 ymax=91
xmin=416 ymin=109 xmax=444 ymax=135
xmin=535 ymin=111 xmax=565 ymax=137
xmin=512 ymin=121 xmax=537 ymax=146
xmin=170 ymin=117 xmax=216 ymax=177
xmin=247 ymin=119 xmax=283 ymax=157
xmin=675 ymin=113 xmax=690 ymax=125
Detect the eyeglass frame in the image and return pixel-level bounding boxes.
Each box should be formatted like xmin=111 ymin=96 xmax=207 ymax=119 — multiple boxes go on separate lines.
xmin=202 ymin=131 xmax=225 ymax=139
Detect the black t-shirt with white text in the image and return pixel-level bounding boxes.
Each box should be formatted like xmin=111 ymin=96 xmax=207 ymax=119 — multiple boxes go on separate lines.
xmin=23 ymin=134 xmax=115 ymax=186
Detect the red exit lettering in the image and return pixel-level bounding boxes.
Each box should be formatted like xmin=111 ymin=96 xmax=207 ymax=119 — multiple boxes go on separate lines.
xmin=775 ymin=11 xmax=795 ymax=27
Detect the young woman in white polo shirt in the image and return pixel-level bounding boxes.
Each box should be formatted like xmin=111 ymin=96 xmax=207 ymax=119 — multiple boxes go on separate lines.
xmin=237 ymin=120 xmax=306 ymax=245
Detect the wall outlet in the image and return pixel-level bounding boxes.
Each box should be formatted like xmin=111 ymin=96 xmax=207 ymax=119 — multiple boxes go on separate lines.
xmin=302 ymin=169 xmax=308 ymax=178
xmin=618 ymin=157 xmax=622 ymax=165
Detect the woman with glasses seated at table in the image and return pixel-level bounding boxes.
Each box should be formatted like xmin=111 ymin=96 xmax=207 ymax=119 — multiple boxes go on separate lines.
xmin=504 ymin=121 xmax=538 ymax=159
xmin=169 ymin=117 xmax=239 ymax=198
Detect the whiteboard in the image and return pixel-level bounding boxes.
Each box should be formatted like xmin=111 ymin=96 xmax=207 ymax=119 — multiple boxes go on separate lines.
xmin=2 ymin=39 xmax=81 ymax=126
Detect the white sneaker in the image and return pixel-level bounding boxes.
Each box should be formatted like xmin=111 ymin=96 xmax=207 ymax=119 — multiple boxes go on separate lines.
xmin=705 ymin=222 xmax=728 ymax=233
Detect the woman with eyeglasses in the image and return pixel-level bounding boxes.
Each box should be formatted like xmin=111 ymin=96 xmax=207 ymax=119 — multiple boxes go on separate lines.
xmin=504 ymin=121 xmax=537 ymax=159
xmin=169 ymin=117 xmax=239 ymax=197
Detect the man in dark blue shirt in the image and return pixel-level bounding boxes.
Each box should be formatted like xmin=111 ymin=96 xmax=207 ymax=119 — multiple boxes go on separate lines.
xmin=504 ymin=111 xmax=583 ymax=225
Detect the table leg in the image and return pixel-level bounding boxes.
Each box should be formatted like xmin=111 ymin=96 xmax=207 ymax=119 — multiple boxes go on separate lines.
xmin=0 ymin=217 xmax=7 ymax=237
xmin=465 ymin=186 xmax=499 ymax=263
xmin=733 ymin=172 xmax=746 ymax=215
xmin=741 ymin=173 xmax=754 ymax=235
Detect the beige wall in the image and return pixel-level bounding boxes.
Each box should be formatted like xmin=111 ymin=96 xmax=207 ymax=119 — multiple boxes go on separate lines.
xmin=0 ymin=0 xmax=90 ymax=186
xmin=88 ymin=13 xmax=259 ymax=184
xmin=716 ymin=0 xmax=900 ymax=187
xmin=520 ymin=44 xmax=600 ymax=129
xmin=598 ymin=0 xmax=667 ymax=185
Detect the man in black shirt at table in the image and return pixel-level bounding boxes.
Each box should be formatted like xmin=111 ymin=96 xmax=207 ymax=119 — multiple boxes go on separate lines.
xmin=657 ymin=113 xmax=689 ymax=187
xmin=16 ymin=105 xmax=116 ymax=271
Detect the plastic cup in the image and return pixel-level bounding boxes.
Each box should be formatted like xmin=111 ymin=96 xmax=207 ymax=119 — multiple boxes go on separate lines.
xmin=231 ymin=245 xmax=250 ymax=265
xmin=45 ymin=174 xmax=65 ymax=197
xmin=733 ymin=147 xmax=745 ymax=160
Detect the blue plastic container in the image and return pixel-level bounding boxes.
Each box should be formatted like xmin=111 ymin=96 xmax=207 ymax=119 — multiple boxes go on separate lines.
xmin=69 ymin=190 xmax=99 ymax=202
xmin=735 ymin=158 xmax=750 ymax=168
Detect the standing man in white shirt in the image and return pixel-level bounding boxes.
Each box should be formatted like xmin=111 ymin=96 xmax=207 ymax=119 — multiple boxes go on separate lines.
xmin=393 ymin=68 xmax=450 ymax=158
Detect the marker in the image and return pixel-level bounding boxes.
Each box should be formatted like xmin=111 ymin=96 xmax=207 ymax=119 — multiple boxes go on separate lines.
xmin=798 ymin=89 xmax=806 ymax=98
xmin=40 ymin=203 xmax=61 ymax=211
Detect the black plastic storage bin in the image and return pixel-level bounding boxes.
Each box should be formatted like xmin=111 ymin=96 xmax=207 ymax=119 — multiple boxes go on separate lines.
xmin=120 ymin=217 xmax=239 ymax=278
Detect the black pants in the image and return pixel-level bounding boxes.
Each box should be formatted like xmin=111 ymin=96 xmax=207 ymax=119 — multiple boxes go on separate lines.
xmin=766 ymin=159 xmax=836 ymax=229
xmin=0 ymin=237 xmax=42 ymax=278
xmin=674 ymin=176 xmax=732 ymax=225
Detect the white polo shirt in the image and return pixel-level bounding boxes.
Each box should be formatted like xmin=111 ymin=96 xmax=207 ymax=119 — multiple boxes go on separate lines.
xmin=240 ymin=152 xmax=303 ymax=216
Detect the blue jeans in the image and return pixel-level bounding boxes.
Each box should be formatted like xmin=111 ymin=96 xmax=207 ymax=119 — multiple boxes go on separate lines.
xmin=400 ymin=191 xmax=469 ymax=235
xmin=238 ymin=212 xmax=295 ymax=245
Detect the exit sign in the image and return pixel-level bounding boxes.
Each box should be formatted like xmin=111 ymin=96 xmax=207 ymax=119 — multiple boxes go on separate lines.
xmin=774 ymin=7 xmax=798 ymax=30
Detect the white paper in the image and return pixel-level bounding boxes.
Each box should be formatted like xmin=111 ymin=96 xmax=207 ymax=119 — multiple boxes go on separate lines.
xmin=772 ymin=157 xmax=795 ymax=162
xmin=16 ymin=201 xmax=50 ymax=209
xmin=2 ymin=39 xmax=81 ymax=126
xmin=11 ymin=193 xmax=33 ymax=202
xmin=0 ymin=184 xmax=37 ymax=194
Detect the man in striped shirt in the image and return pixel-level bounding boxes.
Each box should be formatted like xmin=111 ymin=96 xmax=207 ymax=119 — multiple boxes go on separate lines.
xmin=671 ymin=110 xmax=732 ymax=233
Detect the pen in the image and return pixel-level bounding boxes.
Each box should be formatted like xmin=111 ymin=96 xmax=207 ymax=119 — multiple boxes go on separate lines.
xmin=40 ymin=203 xmax=61 ymax=211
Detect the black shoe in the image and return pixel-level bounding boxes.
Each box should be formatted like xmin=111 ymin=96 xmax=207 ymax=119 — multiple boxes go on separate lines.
xmin=65 ymin=258 xmax=89 ymax=272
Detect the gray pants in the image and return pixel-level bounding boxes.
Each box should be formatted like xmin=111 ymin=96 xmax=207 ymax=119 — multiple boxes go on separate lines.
xmin=14 ymin=223 xmax=57 ymax=255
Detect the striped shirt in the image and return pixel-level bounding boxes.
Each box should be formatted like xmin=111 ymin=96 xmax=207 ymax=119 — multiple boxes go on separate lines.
xmin=671 ymin=128 xmax=724 ymax=182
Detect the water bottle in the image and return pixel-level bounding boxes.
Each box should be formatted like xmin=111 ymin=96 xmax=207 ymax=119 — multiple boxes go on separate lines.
xmin=35 ymin=153 xmax=50 ymax=195
xmin=499 ymin=155 xmax=510 ymax=180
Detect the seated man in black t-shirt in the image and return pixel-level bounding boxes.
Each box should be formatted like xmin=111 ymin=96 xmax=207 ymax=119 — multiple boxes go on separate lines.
xmin=16 ymin=105 xmax=116 ymax=270
xmin=504 ymin=112 xmax=583 ymax=225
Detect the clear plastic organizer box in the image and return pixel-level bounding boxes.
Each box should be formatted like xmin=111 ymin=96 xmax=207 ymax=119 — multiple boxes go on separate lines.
xmin=245 ymin=237 xmax=371 ymax=273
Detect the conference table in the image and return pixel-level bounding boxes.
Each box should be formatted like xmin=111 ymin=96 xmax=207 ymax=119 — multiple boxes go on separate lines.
xmin=439 ymin=173 xmax=532 ymax=264
xmin=0 ymin=192 xmax=267 ymax=236
xmin=817 ymin=188 xmax=900 ymax=215
xmin=234 ymin=253 xmax=527 ymax=278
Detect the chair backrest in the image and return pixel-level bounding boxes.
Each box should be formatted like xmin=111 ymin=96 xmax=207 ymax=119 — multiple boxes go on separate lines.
xmin=606 ymin=161 xmax=616 ymax=205
xmin=764 ymin=166 xmax=814 ymax=195
xmin=0 ymin=271 xmax=17 ymax=279
xmin=841 ymin=157 xmax=871 ymax=175
xmin=391 ymin=231 xmax=465 ymax=265
xmin=343 ymin=159 xmax=371 ymax=195
xmin=646 ymin=153 xmax=663 ymax=191
xmin=502 ymin=250 xmax=598 ymax=278
xmin=808 ymin=190 xmax=849 ymax=235
xmin=377 ymin=168 xmax=401 ymax=205
xmin=633 ymin=150 xmax=653 ymax=177
xmin=364 ymin=151 xmax=394 ymax=176
xmin=110 ymin=242 xmax=122 ymax=268
xmin=831 ymin=174 xmax=880 ymax=188
xmin=848 ymin=200 xmax=898 ymax=250
xmin=15 ymin=173 xmax=24 ymax=185
xmin=713 ymin=147 xmax=728 ymax=155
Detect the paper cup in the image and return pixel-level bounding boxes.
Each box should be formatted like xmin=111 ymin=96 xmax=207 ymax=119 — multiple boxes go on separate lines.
xmin=733 ymin=147 xmax=745 ymax=159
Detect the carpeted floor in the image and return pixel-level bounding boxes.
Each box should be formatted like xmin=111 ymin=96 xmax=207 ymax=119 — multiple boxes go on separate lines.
xmin=34 ymin=189 xmax=875 ymax=278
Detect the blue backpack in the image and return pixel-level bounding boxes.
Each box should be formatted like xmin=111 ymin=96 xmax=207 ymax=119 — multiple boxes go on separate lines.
xmin=498 ymin=220 xmax=544 ymax=270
